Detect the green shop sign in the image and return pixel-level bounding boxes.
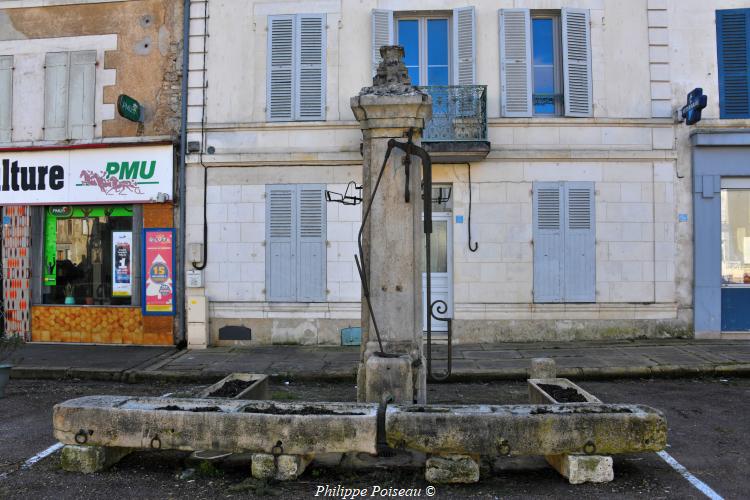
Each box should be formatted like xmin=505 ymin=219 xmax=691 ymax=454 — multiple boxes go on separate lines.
xmin=117 ymin=94 xmax=144 ymax=123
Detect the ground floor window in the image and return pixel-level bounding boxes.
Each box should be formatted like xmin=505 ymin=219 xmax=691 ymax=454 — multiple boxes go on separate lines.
xmin=721 ymin=189 xmax=750 ymax=284
xmin=42 ymin=205 xmax=136 ymax=306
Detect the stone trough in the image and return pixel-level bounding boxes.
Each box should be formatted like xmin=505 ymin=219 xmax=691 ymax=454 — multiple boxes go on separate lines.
xmin=53 ymin=394 xmax=667 ymax=483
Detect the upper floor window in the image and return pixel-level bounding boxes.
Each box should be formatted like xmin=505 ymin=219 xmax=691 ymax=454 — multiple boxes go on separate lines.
xmin=717 ymin=9 xmax=750 ymax=118
xmin=44 ymin=51 xmax=97 ymax=141
xmin=500 ymin=8 xmax=592 ymax=118
xmin=371 ymin=8 xmax=475 ymax=86
xmin=396 ymin=16 xmax=450 ymax=86
xmin=267 ymin=14 xmax=326 ymax=122
xmin=531 ymin=14 xmax=563 ymax=115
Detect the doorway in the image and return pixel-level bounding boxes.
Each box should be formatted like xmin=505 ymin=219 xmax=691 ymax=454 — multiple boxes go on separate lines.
xmin=422 ymin=211 xmax=453 ymax=333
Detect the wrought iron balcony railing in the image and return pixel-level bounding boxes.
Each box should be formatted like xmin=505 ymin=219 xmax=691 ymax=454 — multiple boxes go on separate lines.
xmin=417 ymin=85 xmax=488 ymax=142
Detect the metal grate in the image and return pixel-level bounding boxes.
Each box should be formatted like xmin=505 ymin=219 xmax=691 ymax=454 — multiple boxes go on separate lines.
xmin=417 ymin=85 xmax=487 ymax=142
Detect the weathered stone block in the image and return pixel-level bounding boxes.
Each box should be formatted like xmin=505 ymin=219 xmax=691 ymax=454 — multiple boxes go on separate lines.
xmin=529 ymin=358 xmax=556 ymax=379
xmin=250 ymin=453 xmax=311 ymax=481
xmin=276 ymin=454 xmax=312 ymax=480
xmin=60 ymin=445 xmax=131 ymax=473
xmin=425 ymin=454 xmax=480 ymax=484
xmin=250 ymin=453 xmax=276 ymax=480
xmin=365 ymin=355 xmax=413 ymax=403
xmin=546 ymin=454 xmax=614 ymax=484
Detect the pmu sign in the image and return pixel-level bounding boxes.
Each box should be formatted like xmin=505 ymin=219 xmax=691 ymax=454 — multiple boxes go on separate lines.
xmin=0 ymin=144 xmax=173 ymax=205
xmin=681 ymin=88 xmax=708 ymax=125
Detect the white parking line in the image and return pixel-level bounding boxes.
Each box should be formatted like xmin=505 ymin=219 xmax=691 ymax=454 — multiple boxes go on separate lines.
xmin=0 ymin=442 xmax=64 ymax=480
xmin=21 ymin=442 xmax=64 ymax=469
xmin=657 ymin=450 xmax=724 ymax=500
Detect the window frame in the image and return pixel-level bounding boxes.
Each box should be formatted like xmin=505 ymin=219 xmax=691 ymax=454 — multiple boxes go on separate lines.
xmin=530 ymin=11 xmax=564 ymax=116
xmin=394 ymin=13 xmax=452 ymax=86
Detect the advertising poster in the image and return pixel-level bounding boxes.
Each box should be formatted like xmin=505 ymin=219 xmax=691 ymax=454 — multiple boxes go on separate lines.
xmin=143 ymin=228 xmax=174 ymax=315
xmin=112 ymin=231 xmax=132 ymax=297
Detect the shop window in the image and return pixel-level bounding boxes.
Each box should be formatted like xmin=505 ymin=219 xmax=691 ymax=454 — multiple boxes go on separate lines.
xmin=42 ymin=206 xmax=137 ymax=306
xmin=721 ymin=189 xmax=750 ymax=284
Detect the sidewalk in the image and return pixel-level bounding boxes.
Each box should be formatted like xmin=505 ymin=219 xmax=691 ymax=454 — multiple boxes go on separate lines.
xmin=10 ymin=339 xmax=750 ymax=383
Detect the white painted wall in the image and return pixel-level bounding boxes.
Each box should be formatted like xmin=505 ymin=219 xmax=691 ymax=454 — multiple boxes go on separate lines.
xmin=184 ymin=0 xmax=750 ymax=343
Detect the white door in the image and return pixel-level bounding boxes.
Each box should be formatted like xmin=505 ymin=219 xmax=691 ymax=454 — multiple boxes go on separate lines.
xmin=422 ymin=212 xmax=453 ymax=332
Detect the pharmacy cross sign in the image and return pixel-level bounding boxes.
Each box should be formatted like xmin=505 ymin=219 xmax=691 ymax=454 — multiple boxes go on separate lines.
xmin=681 ymin=88 xmax=708 ymax=125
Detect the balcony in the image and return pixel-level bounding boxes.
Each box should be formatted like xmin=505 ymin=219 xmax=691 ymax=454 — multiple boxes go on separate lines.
xmin=417 ymin=85 xmax=491 ymax=163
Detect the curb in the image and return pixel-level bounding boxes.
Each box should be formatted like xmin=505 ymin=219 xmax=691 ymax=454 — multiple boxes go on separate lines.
xmin=9 ymin=363 xmax=750 ymax=384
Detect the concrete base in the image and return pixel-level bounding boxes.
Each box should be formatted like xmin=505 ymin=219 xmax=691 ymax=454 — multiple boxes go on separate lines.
xmin=546 ymin=454 xmax=614 ymax=484
xmin=251 ymin=453 xmax=312 ymax=481
xmin=425 ymin=454 xmax=480 ymax=484
xmin=60 ymin=445 xmax=131 ymax=473
xmin=365 ymin=354 xmax=413 ymax=403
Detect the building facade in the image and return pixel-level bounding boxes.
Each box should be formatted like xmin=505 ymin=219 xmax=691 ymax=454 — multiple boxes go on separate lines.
xmin=183 ymin=0 xmax=719 ymax=347
xmin=0 ymin=0 xmax=183 ymax=345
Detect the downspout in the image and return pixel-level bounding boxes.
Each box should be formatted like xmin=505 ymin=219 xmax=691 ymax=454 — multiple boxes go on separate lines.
xmin=176 ymin=0 xmax=191 ymax=346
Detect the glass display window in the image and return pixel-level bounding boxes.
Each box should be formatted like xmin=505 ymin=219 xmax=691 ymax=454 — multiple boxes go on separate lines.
xmin=721 ymin=189 xmax=750 ymax=285
xmin=42 ymin=206 xmax=138 ymax=305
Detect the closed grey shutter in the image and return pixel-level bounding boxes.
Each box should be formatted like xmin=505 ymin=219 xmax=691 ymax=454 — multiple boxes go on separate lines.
xmin=563 ymin=182 xmax=595 ymax=302
xmin=533 ymin=182 xmax=564 ymax=303
xmin=0 ymin=56 xmax=12 ymax=143
xmin=452 ymin=6 xmax=476 ymax=85
xmin=296 ymin=14 xmax=326 ymax=121
xmin=267 ymin=15 xmax=295 ymax=121
xmin=562 ymin=8 xmax=593 ymax=117
xmin=499 ymin=9 xmax=532 ymax=117
xmin=266 ymin=185 xmax=297 ymax=301
xmin=44 ymin=52 xmax=69 ymax=140
xmin=67 ymin=50 xmax=96 ymax=140
xmin=296 ymin=185 xmax=326 ymax=301
xmin=371 ymin=9 xmax=393 ymax=77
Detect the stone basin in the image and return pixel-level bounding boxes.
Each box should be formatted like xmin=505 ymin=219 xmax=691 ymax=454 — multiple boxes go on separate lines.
xmin=385 ymin=403 xmax=667 ymax=457
xmin=53 ymin=396 xmax=379 ymax=455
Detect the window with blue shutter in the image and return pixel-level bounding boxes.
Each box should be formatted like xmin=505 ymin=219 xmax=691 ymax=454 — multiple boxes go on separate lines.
xmin=267 ymin=14 xmax=326 ymax=122
xmin=533 ymin=181 xmax=595 ymax=303
xmin=266 ymin=184 xmax=327 ymax=302
xmin=499 ymin=8 xmax=592 ymax=117
xmin=717 ymin=9 xmax=750 ymax=118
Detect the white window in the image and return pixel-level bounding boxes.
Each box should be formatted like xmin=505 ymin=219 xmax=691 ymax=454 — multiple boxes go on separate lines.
xmin=44 ymin=50 xmax=97 ymax=140
xmin=372 ymin=7 xmax=475 ymax=86
xmin=499 ymin=8 xmax=592 ymax=117
xmin=267 ymin=14 xmax=326 ymax=122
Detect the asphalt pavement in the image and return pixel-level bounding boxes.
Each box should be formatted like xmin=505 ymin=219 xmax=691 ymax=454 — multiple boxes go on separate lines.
xmin=1 ymin=377 xmax=747 ymax=499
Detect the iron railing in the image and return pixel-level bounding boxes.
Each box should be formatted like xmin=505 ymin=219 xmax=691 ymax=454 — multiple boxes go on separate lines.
xmin=417 ymin=85 xmax=488 ymax=142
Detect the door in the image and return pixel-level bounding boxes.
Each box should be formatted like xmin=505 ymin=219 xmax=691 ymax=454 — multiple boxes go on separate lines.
xmin=423 ymin=212 xmax=453 ymax=332
xmin=721 ymin=184 xmax=750 ymax=330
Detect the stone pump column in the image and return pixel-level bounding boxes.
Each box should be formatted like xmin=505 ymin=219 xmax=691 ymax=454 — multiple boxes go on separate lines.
xmin=351 ymin=46 xmax=432 ymax=404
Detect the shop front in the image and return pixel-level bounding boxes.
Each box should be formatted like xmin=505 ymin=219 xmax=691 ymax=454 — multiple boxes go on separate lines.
xmin=693 ymin=130 xmax=750 ymax=338
xmin=0 ymin=143 xmax=176 ymax=345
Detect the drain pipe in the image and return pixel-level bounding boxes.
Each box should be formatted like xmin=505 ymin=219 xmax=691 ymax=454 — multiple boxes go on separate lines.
xmin=175 ymin=0 xmax=191 ymax=346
